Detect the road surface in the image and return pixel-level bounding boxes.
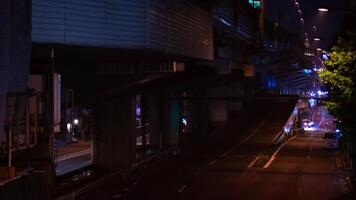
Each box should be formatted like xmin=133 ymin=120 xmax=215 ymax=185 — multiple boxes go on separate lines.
xmin=76 ymin=102 xmax=350 ymax=200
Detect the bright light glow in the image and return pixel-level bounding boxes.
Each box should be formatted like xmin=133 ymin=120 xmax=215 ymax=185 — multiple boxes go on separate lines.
xmin=317 ymin=90 xmax=322 ymax=96
xmin=66 ymin=123 xmax=72 ymax=132
xmin=73 ymin=119 xmax=79 ymax=125
xmin=336 ymin=129 xmax=340 ymax=133
xmin=182 ymin=117 xmax=187 ymax=126
xmin=309 ymin=98 xmax=317 ymax=107
xmin=322 ymin=53 xmax=329 ymax=60
xmin=318 ymin=8 xmax=329 ymax=12
xmin=304 ymin=127 xmax=317 ymax=131
xmin=303 ymin=69 xmax=312 ymax=74
xmin=316 ymin=48 xmax=322 ymax=51
xmin=314 ymin=38 xmax=320 ymax=41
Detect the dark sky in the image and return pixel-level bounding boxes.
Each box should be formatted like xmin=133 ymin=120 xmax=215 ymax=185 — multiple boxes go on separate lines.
xmin=298 ymin=0 xmax=355 ymax=49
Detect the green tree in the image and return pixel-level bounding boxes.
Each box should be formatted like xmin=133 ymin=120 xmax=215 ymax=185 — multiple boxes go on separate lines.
xmin=319 ymin=31 xmax=356 ymax=133
xmin=318 ymin=30 xmax=356 ymax=175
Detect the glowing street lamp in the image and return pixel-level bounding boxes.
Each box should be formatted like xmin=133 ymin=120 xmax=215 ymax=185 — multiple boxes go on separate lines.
xmin=317 ymin=6 xmax=355 ymax=13
xmin=314 ymin=37 xmax=320 ymax=41
xmin=316 ymin=48 xmax=322 ymax=51
xmin=318 ymin=7 xmax=329 ymax=12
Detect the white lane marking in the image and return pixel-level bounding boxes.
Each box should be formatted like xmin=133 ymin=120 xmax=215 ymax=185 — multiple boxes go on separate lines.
xmin=307 ymin=136 xmax=314 ymax=160
xmin=297 ymin=187 xmax=302 ymax=197
xmin=112 ymin=194 xmax=122 ymax=199
xmin=132 ymin=181 xmax=138 ymax=186
xmin=81 ymin=160 xmax=92 ymax=165
xmin=220 ymin=114 xmax=270 ymax=157
xmin=248 ymin=154 xmax=261 ymax=169
xmin=178 ymin=185 xmax=187 ymax=193
xmin=194 ymin=171 xmax=201 ymax=176
xmin=56 ymin=148 xmax=91 ymax=162
xmin=263 ymin=134 xmax=298 ymax=169
xmin=209 ymin=160 xmax=217 ymax=166
xmin=263 ymin=142 xmax=287 ymax=169
xmin=261 ymin=132 xmax=301 ymax=171
xmin=122 ymin=188 xmax=129 ymax=192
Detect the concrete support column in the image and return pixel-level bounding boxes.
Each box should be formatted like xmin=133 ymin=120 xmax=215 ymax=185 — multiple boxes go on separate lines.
xmin=0 ymin=0 xmax=31 ymax=144
xmin=147 ymin=95 xmax=161 ymax=149
xmin=210 ymin=87 xmax=228 ymax=124
xmin=0 ymin=0 xmax=12 ymax=144
xmin=161 ymin=98 xmax=180 ymax=148
xmin=228 ymin=83 xmax=243 ymax=114
xmin=195 ymin=91 xmax=210 ymax=138
xmin=93 ymin=96 xmax=136 ymax=173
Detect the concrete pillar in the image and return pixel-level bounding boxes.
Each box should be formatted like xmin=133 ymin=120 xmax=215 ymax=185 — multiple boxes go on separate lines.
xmin=161 ymin=98 xmax=180 ymax=148
xmin=0 ymin=0 xmax=11 ymax=144
xmin=210 ymin=87 xmax=228 ymax=123
xmin=0 ymin=0 xmax=31 ymax=144
xmin=147 ymin=95 xmax=161 ymax=149
xmin=228 ymin=83 xmax=243 ymax=113
xmin=195 ymin=91 xmax=210 ymax=137
xmin=210 ymin=100 xmax=228 ymax=123
xmin=93 ymin=96 xmax=136 ymax=173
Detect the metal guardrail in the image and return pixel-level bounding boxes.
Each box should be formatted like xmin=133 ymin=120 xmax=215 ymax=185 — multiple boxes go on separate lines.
xmin=272 ymin=100 xmax=305 ymax=145
xmin=56 ymin=147 xmax=179 ymax=200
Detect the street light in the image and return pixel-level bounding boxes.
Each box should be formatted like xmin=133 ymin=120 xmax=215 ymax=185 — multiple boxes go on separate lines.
xmin=316 ymin=48 xmax=322 ymax=51
xmin=317 ymin=5 xmax=356 ymax=13
xmin=314 ymin=37 xmax=320 ymax=41
xmin=318 ymin=8 xmax=329 ymax=12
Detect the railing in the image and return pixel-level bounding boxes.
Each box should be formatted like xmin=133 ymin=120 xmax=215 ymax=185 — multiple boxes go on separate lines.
xmin=56 ymin=146 xmax=179 ymax=200
xmin=273 ymin=99 xmax=305 ymax=144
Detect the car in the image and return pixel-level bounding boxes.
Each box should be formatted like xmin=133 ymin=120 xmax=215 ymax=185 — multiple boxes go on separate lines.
xmin=302 ymin=119 xmax=316 ymax=131
xmin=323 ymin=132 xmax=339 ymax=149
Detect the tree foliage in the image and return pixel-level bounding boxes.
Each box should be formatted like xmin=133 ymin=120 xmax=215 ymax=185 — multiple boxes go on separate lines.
xmin=319 ymin=30 xmax=356 ymax=134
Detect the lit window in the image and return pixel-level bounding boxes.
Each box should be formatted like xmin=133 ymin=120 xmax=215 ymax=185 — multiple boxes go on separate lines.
xmin=248 ymin=0 xmax=261 ymax=9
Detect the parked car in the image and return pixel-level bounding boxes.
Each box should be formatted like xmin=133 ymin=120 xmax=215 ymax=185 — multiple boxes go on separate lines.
xmin=323 ymin=132 xmax=339 ymax=149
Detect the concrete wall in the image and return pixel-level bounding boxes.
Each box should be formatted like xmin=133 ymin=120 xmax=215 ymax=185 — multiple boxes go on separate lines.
xmin=0 ymin=0 xmax=31 ymax=145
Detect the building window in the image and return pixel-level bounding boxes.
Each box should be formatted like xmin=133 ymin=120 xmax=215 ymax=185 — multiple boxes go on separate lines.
xmin=248 ymin=0 xmax=261 ymax=9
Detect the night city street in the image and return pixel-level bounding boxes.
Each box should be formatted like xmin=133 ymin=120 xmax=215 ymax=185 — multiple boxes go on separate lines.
xmin=1 ymin=0 xmax=356 ymax=199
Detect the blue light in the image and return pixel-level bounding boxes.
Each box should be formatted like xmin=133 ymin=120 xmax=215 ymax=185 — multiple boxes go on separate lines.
xmin=322 ymin=53 xmax=329 ymax=60
xmin=336 ymin=129 xmax=340 ymax=133
xmin=268 ymin=76 xmax=276 ymax=89
xmin=303 ymin=69 xmax=312 ymax=74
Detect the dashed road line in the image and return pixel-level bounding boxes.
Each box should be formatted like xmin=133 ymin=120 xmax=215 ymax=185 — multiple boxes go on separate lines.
xmin=209 ymin=160 xmax=217 ymax=166
xmin=178 ymin=185 xmax=187 ymax=193
xmin=248 ymin=154 xmax=261 ymax=169
xmin=263 ymin=134 xmax=298 ymax=169
xmin=220 ymin=113 xmax=270 ymax=157
xmin=112 ymin=194 xmax=122 ymax=199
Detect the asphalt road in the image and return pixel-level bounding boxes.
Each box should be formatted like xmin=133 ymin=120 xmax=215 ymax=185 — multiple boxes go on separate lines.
xmin=77 ymin=102 xmax=350 ymax=200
